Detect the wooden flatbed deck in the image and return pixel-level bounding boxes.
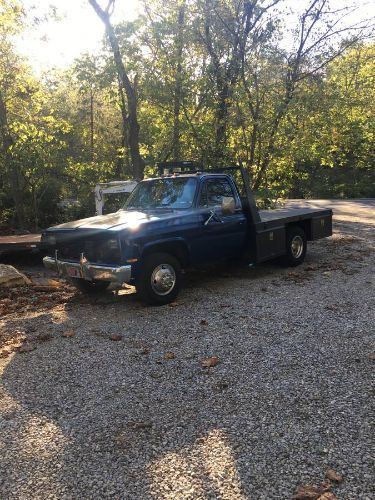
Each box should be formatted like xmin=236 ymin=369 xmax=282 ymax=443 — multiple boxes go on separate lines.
xmin=0 ymin=234 xmax=41 ymax=256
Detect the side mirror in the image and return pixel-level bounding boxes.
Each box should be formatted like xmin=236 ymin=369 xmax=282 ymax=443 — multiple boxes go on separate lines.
xmin=221 ymin=196 xmax=236 ymax=215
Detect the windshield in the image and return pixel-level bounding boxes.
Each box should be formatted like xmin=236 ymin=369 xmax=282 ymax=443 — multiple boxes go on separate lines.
xmin=124 ymin=177 xmax=197 ymax=210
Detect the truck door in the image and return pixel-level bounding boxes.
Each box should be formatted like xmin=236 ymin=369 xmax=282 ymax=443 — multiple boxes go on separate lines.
xmin=192 ymin=176 xmax=247 ymax=262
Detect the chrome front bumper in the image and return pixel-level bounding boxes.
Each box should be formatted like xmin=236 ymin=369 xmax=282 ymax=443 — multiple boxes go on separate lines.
xmin=43 ymin=255 xmax=132 ymax=284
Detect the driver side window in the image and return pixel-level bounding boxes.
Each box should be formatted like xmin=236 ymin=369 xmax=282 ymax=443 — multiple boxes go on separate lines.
xmin=199 ymin=178 xmax=236 ymax=208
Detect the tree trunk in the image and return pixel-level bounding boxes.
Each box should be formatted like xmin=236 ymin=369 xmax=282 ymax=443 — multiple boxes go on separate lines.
xmin=214 ymin=81 xmax=230 ymax=164
xmin=252 ymin=117 xmax=281 ymax=191
xmin=249 ymin=120 xmax=258 ymax=166
xmin=203 ymin=0 xmax=252 ymax=166
xmin=89 ymin=0 xmax=145 ymax=180
xmin=32 ymin=186 xmax=39 ymax=232
xmin=0 ymin=90 xmax=25 ymax=228
xmin=253 ymin=91 xmax=294 ymax=190
xmin=90 ymin=86 xmax=94 ymax=160
xmin=117 ymin=81 xmax=130 ymax=176
xmin=172 ymin=3 xmax=185 ymax=161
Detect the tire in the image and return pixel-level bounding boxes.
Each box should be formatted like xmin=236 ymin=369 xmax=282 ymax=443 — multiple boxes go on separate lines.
xmin=136 ymin=252 xmax=181 ymax=305
xmin=69 ymin=278 xmax=110 ymax=294
xmin=283 ymin=226 xmax=307 ymax=267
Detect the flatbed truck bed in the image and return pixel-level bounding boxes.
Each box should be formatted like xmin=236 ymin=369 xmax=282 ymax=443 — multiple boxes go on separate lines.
xmin=259 ymin=207 xmax=331 ymax=224
xmin=253 ymin=207 xmax=332 ymax=263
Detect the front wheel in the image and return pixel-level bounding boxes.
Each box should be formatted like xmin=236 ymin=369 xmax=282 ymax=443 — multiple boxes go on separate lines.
xmin=136 ymin=252 xmax=181 ymax=305
xmin=283 ymin=226 xmax=307 ymax=267
xmin=69 ymin=278 xmax=110 ymax=294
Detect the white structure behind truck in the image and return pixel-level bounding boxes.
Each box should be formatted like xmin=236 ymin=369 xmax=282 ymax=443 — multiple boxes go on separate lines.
xmin=94 ymin=180 xmax=138 ymax=215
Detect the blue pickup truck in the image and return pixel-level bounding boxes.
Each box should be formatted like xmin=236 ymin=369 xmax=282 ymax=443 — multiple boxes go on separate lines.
xmin=42 ymin=163 xmax=332 ymax=305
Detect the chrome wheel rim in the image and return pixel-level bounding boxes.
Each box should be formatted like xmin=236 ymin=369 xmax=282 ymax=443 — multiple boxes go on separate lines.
xmin=151 ymin=264 xmax=176 ymax=296
xmin=291 ymin=235 xmax=304 ymax=259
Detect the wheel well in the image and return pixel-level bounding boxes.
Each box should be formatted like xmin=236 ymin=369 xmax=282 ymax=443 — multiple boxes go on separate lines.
xmin=142 ymin=241 xmax=190 ymax=268
xmin=286 ymin=220 xmax=312 ymax=240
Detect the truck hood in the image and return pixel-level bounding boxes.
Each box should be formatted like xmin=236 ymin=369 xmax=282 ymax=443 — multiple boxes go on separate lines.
xmin=47 ymin=209 xmax=182 ymax=232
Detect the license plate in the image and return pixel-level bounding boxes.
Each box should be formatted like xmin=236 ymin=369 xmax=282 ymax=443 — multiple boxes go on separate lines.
xmin=67 ymin=267 xmax=80 ymax=278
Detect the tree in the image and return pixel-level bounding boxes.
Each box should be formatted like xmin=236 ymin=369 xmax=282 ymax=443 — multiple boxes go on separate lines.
xmin=89 ymin=0 xmax=145 ymax=180
xmin=241 ymin=0 xmax=374 ymax=189
xmin=283 ymin=43 xmax=375 ymax=197
xmin=172 ymin=2 xmax=185 ymax=161
xmin=1 ymin=0 xmax=374 ymax=230
xmin=196 ymin=0 xmax=281 ymax=164
xmin=73 ymin=54 xmax=105 ymax=161
xmin=0 ymin=0 xmax=26 ymax=227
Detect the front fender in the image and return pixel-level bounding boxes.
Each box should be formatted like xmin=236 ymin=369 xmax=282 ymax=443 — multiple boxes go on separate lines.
xmin=134 ymin=237 xmax=191 ymax=276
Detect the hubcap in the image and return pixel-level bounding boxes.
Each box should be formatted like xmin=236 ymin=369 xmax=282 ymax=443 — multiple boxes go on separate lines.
xmin=291 ymin=235 xmax=304 ymax=259
xmin=151 ymin=264 xmax=176 ymax=296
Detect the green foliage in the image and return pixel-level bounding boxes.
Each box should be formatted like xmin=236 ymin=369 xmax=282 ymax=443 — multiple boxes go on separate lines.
xmin=0 ymin=0 xmax=374 ymax=231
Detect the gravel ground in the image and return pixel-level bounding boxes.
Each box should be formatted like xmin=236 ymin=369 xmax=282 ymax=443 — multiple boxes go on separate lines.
xmin=0 ymin=200 xmax=374 ymax=500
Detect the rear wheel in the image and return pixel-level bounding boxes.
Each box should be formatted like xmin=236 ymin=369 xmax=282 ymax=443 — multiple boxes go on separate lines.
xmin=136 ymin=252 xmax=181 ymax=305
xmin=69 ymin=278 xmax=110 ymax=294
xmin=283 ymin=226 xmax=307 ymax=267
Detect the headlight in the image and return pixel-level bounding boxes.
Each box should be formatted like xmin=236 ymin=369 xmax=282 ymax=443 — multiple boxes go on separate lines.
xmin=44 ymin=234 xmax=56 ymax=246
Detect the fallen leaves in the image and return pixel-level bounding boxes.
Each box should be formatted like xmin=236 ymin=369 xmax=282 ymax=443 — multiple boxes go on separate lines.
xmin=31 ymin=278 xmax=62 ymax=293
xmin=0 ymin=297 xmax=13 ymax=316
xmin=305 ymin=265 xmax=317 ymax=272
xmin=293 ymin=469 xmax=343 ymax=499
xmin=62 ymin=330 xmax=75 ymax=338
xmin=201 ymin=355 xmax=219 ymax=368
xmin=318 ymin=493 xmax=337 ymax=500
xmin=164 ymin=351 xmax=175 ymax=360
xmin=0 ymin=328 xmax=26 ymax=357
xmin=319 ymin=480 xmax=332 ymax=492
xmin=18 ymin=343 xmax=36 ymax=353
xmin=293 ymin=485 xmax=319 ymax=499
xmin=35 ymin=332 xmax=53 ymax=342
xmin=32 ymin=285 xmax=61 ymax=292
xmin=284 ymin=271 xmax=310 ymax=284
xmin=127 ymin=420 xmax=152 ymax=430
xmin=200 ymin=319 xmax=208 ymax=326
xmin=0 ymin=278 xmax=75 ymax=318
xmin=31 ymin=278 xmax=61 ymax=290
xmin=168 ymin=301 xmax=179 ymax=307
xmin=325 ymin=469 xmax=343 ymax=483
xmin=114 ymin=432 xmax=129 ymax=448
xmin=325 ymin=304 xmax=339 ymax=311
xmin=109 ymin=333 xmax=122 ymax=341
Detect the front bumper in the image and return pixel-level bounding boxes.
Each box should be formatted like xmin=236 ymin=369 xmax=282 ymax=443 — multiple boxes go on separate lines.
xmin=43 ymin=255 xmax=132 ymax=284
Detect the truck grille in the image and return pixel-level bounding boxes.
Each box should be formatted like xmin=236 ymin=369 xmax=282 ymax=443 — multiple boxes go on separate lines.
xmin=53 ymin=231 xmax=122 ymax=265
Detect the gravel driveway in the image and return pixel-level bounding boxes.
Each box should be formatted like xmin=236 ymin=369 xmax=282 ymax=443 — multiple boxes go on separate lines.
xmin=0 ymin=200 xmax=374 ymax=499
